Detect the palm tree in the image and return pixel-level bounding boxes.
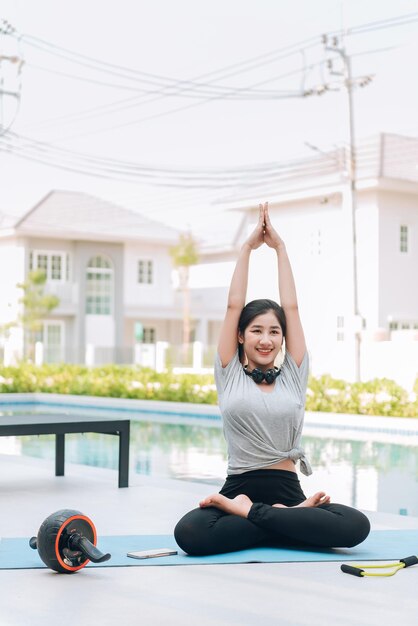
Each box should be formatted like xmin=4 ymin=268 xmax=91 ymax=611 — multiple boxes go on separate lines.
xmin=169 ymin=232 xmax=199 ymax=363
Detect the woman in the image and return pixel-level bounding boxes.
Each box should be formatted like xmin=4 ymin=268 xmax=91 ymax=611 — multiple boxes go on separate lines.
xmin=174 ymin=202 xmax=370 ymax=556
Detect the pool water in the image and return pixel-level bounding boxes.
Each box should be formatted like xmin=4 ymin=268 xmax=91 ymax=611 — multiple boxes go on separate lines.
xmin=1 ymin=403 xmax=418 ymax=517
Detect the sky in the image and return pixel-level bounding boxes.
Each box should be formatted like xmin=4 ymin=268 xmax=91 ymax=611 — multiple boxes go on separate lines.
xmin=1 ymin=0 xmax=418 ymax=238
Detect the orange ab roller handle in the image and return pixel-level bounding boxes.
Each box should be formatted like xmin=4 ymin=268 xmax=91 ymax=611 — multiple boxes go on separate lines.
xmin=30 ymin=509 xmax=111 ymax=574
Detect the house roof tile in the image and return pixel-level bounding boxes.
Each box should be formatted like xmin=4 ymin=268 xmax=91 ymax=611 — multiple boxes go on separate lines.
xmin=13 ymin=190 xmax=179 ymax=244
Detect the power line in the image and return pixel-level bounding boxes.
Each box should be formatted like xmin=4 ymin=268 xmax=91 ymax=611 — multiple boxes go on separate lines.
xmin=53 ymin=41 xmax=397 ymax=141
xmin=0 ymin=129 xmax=342 ymax=188
xmin=15 ymin=11 xmax=418 ymax=94
xmin=19 ymin=42 xmax=321 ymax=134
xmin=2 ymin=12 xmax=417 ymax=186
xmin=26 ymin=61 xmax=299 ymax=99
xmin=15 ymin=11 xmax=418 ymax=139
xmin=54 ymin=61 xmax=324 ymax=141
xmin=28 ymin=44 xmax=417 ymax=139
xmin=344 ymin=11 xmax=418 ymax=36
xmin=16 ymin=31 xmax=319 ymax=94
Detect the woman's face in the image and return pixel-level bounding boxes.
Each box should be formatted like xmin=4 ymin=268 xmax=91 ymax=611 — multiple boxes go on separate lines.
xmin=239 ymin=310 xmax=283 ymax=371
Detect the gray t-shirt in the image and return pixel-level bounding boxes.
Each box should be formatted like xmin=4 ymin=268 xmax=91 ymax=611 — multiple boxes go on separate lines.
xmin=214 ymin=349 xmax=312 ymax=476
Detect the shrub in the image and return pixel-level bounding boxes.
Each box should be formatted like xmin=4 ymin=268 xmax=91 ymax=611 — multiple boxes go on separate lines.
xmin=0 ymin=363 xmax=217 ymax=405
xmin=305 ymin=375 xmax=417 ymax=418
xmin=0 ymin=363 xmax=416 ymax=418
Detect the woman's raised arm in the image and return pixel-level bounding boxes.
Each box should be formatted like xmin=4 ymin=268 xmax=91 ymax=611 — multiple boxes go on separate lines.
xmin=263 ymin=203 xmax=306 ymax=366
xmin=217 ymin=204 xmax=265 ymax=367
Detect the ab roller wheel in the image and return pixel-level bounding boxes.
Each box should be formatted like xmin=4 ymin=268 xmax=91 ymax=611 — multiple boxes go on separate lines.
xmin=30 ymin=509 xmax=111 ymax=573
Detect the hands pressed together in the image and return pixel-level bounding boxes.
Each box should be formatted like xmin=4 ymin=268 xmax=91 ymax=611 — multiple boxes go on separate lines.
xmin=246 ymin=202 xmax=284 ymax=251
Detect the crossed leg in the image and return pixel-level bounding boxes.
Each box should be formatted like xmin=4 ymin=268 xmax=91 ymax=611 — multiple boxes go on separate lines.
xmin=174 ymin=492 xmax=370 ymax=556
xmin=174 ymin=504 xmax=271 ymax=556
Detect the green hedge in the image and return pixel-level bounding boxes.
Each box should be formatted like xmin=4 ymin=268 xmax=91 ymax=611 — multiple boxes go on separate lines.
xmin=0 ymin=363 xmax=417 ymax=418
xmin=0 ymin=364 xmax=218 ymax=404
xmin=306 ymin=374 xmax=417 ymax=418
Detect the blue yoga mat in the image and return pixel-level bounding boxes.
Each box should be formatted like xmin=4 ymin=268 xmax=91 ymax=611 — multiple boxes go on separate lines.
xmin=1 ymin=530 xmax=417 ymax=569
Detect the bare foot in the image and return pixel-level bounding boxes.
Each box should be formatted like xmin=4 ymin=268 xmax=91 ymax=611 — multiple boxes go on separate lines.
xmin=199 ymin=493 xmax=253 ymax=518
xmin=273 ymin=492 xmax=331 ymax=509
xmin=296 ymin=491 xmax=331 ymax=507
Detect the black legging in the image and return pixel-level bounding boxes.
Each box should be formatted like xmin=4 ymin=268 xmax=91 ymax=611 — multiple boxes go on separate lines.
xmin=174 ymin=469 xmax=371 ymax=556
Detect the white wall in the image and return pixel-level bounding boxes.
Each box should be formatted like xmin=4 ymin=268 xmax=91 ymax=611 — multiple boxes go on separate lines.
xmin=0 ymin=238 xmax=26 ymax=325
xmin=378 ymin=190 xmax=418 ymax=326
xmin=26 ymin=237 xmax=74 ymax=254
xmin=124 ymin=242 xmax=174 ymax=307
xmin=189 ymin=261 xmax=234 ymax=288
xmin=356 ymin=191 xmax=380 ymax=330
xmin=85 ymin=315 xmax=115 ymax=347
xmin=360 ymin=339 xmax=418 ymax=391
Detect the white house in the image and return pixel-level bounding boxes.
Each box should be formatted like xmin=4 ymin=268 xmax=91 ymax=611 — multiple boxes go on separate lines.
xmin=214 ymin=133 xmax=418 ymax=388
xmin=0 ymin=190 xmax=225 ymax=368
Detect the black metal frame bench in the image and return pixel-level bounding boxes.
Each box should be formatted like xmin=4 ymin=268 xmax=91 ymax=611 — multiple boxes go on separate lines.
xmin=0 ymin=413 xmax=130 ymax=488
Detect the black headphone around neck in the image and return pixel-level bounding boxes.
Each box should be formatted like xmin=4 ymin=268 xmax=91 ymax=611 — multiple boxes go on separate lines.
xmin=243 ymin=366 xmax=281 ymax=385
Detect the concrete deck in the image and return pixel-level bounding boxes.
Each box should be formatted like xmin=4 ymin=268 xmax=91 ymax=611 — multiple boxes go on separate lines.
xmin=1 ymin=454 xmax=418 ymax=626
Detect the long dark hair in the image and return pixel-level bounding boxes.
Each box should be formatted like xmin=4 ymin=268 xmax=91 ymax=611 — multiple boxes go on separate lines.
xmin=237 ymin=299 xmax=286 ymax=363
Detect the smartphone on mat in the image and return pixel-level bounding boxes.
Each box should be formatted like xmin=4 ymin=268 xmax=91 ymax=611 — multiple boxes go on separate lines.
xmin=127 ymin=548 xmax=178 ymax=559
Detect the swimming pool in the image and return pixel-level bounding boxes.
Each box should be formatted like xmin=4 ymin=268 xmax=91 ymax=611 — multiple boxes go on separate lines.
xmin=1 ymin=401 xmax=417 ymax=517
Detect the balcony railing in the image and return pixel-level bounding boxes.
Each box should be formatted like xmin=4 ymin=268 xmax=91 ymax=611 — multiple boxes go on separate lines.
xmin=46 ymin=281 xmax=78 ymax=304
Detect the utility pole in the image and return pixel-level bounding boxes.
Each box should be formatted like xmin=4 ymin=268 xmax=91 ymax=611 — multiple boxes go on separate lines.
xmin=0 ymin=19 xmax=23 ymax=135
xmin=304 ymin=35 xmax=372 ymax=382
xmin=326 ymin=35 xmax=361 ymax=383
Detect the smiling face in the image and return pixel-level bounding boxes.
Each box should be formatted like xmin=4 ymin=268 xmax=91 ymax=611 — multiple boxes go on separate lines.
xmin=238 ymin=310 xmax=283 ymax=371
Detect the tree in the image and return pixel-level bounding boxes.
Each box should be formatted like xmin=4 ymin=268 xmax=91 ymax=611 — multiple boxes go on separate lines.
xmin=16 ymin=269 xmax=60 ymax=360
xmin=169 ymin=233 xmax=199 ymax=362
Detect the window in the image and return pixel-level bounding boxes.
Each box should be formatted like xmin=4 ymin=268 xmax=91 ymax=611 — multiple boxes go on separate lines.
xmin=51 ymin=255 xmax=62 ymax=280
xmin=138 ymin=260 xmax=154 ymax=284
xmin=389 ymin=320 xmax=418 ymax=331
xmin=29 ymin=250 xmax=69 ymax=281
xmin=336 ymin=315 xmax=344 ymax=342
xmin=86 ymin=255 xmax=113 ymax=315
xmin=37 ymin=254 xmax=48 ymax=273
xmin=400 ymin=225 xmax=408 ymax=253
xmin=142 ymin=327 xmax=156 ymax=343
xmin=135 ymin=324 xmax=155 ymax=343
xmin=45 ymin=323 xmax=63 ymax=363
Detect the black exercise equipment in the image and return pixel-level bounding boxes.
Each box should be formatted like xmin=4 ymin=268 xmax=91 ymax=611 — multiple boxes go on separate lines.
xmin=243 ymin=365 xmax=281 ymax=384
xmin=29 ymin=509 xmax=111 ymax=573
